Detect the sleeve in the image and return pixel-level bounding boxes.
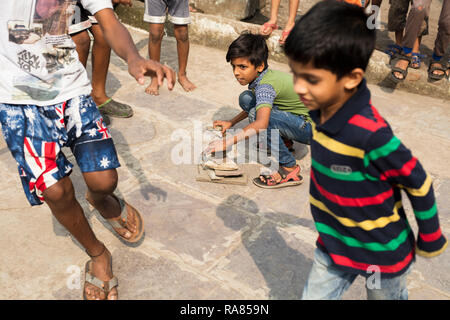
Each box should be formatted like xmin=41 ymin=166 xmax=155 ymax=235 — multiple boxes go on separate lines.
xmin=254 ymin=84 xmax=277 ymax=111
xmin=364 ymin=125 xmax=448 ymax=258
xmin=80 ymin=0 xmax=113 ymax=15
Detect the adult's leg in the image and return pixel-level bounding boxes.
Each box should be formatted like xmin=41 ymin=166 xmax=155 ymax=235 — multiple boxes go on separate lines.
xmin=173 ymin=24 xmax=196 ymax=92
xmin=146 ymin=23 xmax=165 ymax=95
xmin=43 ymin=176 xmax=117 ymax=300
xmin=285 ymin=0 xmax=300 ymax=32
xmin=71 ymin=30 xmax=91 ymax=67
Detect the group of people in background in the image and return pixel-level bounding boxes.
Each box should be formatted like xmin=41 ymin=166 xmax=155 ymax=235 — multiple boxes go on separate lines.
xmin=0 ymin=0 xmax=447 ymax=301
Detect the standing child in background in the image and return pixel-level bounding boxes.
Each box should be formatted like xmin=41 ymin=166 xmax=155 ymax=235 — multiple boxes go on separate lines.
xmin=144 ymin=0 xmax=196 ymax=95
xmin=0 ymin=0 xmax=175 ymax=300
xmin=70 ymin=0 xmax=135 ymax=119
xmin=260 ymin=0 xmax=300 ymax=45
xmin=284 ymin=0 xmax=447 ymax=299
xmin=207 ymin=33 xmax=311 ymax=189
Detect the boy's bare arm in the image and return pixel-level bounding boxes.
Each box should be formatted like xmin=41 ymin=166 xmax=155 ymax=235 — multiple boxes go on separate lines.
xmin=207 ymin=107 xmax=271 ymax=153
xmin=94 ymin=8 xmax=175 ymax=90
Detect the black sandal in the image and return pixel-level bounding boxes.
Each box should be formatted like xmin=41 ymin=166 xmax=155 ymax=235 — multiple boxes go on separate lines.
xmin=390 ymin=52 xmax=411 ymax=83
xmin=428 ymin=59 xmax=448 ymax=81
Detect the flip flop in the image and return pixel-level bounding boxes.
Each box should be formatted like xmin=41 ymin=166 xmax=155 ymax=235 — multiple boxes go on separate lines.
xmin=253 ymin=165 xmax=303 ymax=189
xmin=83 ymin=244 xmax=118 ymax=300
xmin=260 ymin=22 xmax=278 ymax=36
xmin=87 ymin=194 xmax=145 ymax=244
xmin=279 ymin=28 xmax=293 ymax=45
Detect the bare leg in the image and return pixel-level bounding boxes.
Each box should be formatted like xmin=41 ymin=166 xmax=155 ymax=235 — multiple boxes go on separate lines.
xmin=146 ymin=23 xmax=165 ymax=96
xmin=395 ymin=30 xmax=404 ymax=46
xmin=285 ymin=0 xmax=300 ymax=32
xmin=83 ymin=169 xmax=137 ymax=240
xmin=260 ymin=0 xmax=281 ymax=35
xmin=43 ymin=176 xmax=117 ymax=300
xmin=174 ymin=24 xmax=196 ymax=92
xmin=71 ymin=30 xmax=91 ymax=67
xmin=89 ymin=24 xmax=112 ymax=106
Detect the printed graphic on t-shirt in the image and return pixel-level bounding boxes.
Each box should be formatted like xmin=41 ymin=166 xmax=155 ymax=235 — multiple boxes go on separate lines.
xmin=7 ymin=0 xmax=78 ymax=101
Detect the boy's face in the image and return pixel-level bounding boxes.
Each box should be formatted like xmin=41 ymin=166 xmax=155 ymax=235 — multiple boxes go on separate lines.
xmin=230 ymin=57 xmax=265 ymax=86
xmin=288 ymin=59 xmax=351 ymax=112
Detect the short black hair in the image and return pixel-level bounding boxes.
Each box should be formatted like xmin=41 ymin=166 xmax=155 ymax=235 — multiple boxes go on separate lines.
xmin=284 ymin=0 xmax=376 ymax=79
xmin=226 ymin=33 xmax=269 ymax=70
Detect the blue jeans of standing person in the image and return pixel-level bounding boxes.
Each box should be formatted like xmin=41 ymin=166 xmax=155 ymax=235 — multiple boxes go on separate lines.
xmin=239 ymin=90 xmax=311 ymax=168
xmin=302 ymin=248 xmax=413 ymax=300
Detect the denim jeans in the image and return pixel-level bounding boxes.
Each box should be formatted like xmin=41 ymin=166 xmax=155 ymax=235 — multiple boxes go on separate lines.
xmin=239 ymin=90 xmax=311 ymax=168
xmin=302 ymin=248 xmax=413 ymax=300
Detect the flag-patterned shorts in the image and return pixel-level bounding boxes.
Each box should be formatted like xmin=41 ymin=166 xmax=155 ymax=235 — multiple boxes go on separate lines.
xmin=0 ymin=95 xmax=120 ymax=206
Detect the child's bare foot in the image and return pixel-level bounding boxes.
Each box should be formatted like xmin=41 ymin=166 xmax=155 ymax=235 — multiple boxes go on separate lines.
xmin=84 ymin=246 xmax=118 ymax=300
xmin=178 ymin=73 xmax=197 ymax=92
xmin=145 ymin=77 xmax=160 ymax=96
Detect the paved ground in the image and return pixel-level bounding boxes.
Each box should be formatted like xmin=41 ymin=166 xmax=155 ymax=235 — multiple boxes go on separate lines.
xmin=0 ymin=26 xmax=449 ymax=300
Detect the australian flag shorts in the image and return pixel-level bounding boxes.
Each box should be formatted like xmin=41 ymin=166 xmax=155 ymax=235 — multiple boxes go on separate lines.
xmin=0 ymin=95 xmax=120 ymax=206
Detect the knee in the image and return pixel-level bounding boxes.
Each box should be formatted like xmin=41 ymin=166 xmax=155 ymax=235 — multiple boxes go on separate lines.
xmin=72 ymin=31 xmax=91 ymax=53
xmin=149 ymin=27 xmax=164 ymax=44
xmin=174 ymin=26 xmax=189 ymax=43
xmin=239 ymin=90 xmax=256 ymax=112
xmin=43 ymin=177 xmax=75 ymax=205
xmin=85 ymin=170 xmax=118 ymax=195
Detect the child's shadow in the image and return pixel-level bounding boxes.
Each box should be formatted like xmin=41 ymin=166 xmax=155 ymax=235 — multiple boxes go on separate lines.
xmin=216 ymin=194 xmax=314 ymax=299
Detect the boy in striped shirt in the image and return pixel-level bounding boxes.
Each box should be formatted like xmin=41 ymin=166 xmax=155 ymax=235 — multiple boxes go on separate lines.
xmin=284 ymin=0 xmax=447 ymax=299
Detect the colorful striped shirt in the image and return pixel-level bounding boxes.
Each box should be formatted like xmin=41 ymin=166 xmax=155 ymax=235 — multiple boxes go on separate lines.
xmin=309 ymin=79 xmax=447 ymax=278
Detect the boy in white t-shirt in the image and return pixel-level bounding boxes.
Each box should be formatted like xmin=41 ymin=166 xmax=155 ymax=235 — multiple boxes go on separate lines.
xmin=0 ymin=0 xmax=175 ymax=300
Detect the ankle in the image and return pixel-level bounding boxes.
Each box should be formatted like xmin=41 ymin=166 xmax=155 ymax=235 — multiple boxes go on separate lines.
xmin=86 ymin=242 xmax=106 ymax=259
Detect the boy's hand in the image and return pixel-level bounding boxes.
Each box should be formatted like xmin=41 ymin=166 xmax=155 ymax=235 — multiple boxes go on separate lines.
xmin=112 ymin=0 xmax=133 ymax=6
xmin=205 ymin=139 xmax=230 ymax=154
xmin=128 ymin=57 xmax=176 ymax=91
xmin=213 ymin=120 xmax=232 ymax=134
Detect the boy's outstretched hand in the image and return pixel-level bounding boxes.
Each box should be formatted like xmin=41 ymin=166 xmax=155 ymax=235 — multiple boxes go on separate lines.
xmin=128 ymin=57 xmax=176 ymax=91
xmin=213 ymin=120 xmax=232 ymax=135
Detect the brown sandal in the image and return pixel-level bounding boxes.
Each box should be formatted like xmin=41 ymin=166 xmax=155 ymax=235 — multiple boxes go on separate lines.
xmin=87 ymin=194 xmax=145 ymax=244
xmin=83 ymin=243 xmax=118 ymax=300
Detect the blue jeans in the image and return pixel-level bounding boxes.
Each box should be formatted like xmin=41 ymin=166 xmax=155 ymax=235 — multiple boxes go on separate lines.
xmin=302 ymin=248 xmax=413 ymax=300
xmin=239 ymin=90 xmax=311 ymax=168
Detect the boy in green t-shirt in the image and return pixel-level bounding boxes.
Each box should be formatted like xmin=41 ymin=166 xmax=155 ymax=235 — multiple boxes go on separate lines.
xmin=206 ymin=33 xmax=311 ymax=188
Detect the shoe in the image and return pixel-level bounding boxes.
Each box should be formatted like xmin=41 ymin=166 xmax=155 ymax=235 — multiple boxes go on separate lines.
xmin=98 ymin=99 xmax=134 ymax=118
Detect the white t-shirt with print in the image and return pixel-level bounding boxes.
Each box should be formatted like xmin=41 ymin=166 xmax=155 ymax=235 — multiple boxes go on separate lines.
xmin=0 ymin=0 xmax=113 ymax=106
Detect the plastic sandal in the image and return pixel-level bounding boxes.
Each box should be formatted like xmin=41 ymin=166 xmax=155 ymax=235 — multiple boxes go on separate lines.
xmin=390 ymin=52 xmax=411 ymax=83
xmin=253 ymin=165 xmax=303 ymax=189
xmin=279 ymin=28 xmax=293 ymax=45
xmin=411 ymin=53 xmax=425 ymax=69
xmin=428 ymin=59 xmax=448 ymax=81
xmin=385 ymin=44 xmax=402 ymax=63
xmin=260 ymin=22 xmax=278 ymax=36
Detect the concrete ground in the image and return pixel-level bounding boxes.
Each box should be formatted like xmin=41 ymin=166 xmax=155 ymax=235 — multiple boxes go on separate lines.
xmin=0 ymin=26 xmax=449 ymax=300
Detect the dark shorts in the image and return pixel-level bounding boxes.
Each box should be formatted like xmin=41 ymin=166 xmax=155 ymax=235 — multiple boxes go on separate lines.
xmin=0 ymin=95 xmax=120 ymax=206
xmin=388 ymin=0 xmax=429 ymax=35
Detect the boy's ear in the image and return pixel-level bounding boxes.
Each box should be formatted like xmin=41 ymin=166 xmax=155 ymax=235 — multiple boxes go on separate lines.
xmin=256 ymin=62 xmax=265 ymax=73
xmin=343 ymin=68 xmax=364 ymax=91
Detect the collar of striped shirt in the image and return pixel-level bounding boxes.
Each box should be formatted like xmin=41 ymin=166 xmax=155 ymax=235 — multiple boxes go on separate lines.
xmin=309 ymin=79 xmax=370 ymax=135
